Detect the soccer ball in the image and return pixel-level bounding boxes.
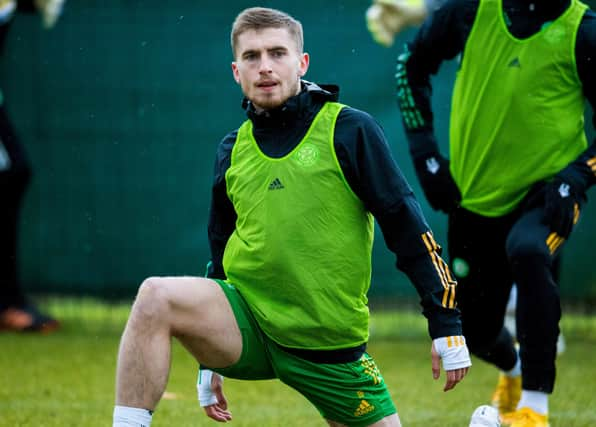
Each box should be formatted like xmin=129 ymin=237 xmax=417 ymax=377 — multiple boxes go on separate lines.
xmin=469 ymin=405 xmax=500 ymax=427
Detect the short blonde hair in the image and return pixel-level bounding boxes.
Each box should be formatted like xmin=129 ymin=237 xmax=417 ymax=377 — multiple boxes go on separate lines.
xmin=231 ymin=7 xmax=304 ymax=58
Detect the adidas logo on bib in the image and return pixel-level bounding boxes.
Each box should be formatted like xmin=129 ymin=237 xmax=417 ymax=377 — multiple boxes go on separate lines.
xmin=508 ymin=57 xmax=521 ymax=68
xmin=268 ymin=178 xmax=285 ymax=190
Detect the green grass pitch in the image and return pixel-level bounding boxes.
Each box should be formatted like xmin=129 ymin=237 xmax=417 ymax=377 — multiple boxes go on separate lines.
xmin=1 ymin=299 xmax=595 ymax=426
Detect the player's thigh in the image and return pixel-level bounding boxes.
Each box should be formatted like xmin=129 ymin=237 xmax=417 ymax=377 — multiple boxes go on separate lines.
xmin=506 ymin=207 xmax=558 ymax=261
xmin=270 ymin=345 xmax=397 ymax=427
xmin=137 ymin=275 xmax=242 ymax=368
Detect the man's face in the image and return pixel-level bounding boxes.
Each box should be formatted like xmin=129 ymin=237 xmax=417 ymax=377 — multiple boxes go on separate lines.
xmin=232 ymin=27 xmax=309 ymax=111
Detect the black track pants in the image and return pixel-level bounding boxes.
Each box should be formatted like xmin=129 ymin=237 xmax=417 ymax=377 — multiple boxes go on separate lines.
xmin=448 ymin=203 xmax=564 ymax=393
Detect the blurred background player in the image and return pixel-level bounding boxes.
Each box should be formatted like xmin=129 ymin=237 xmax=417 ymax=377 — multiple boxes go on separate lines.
xmin=373 ymin=0 xmax=596 ymax=426
xmin=367 ymin=0 xmax=569 ymax=363
xmin=0 ymin=0 xmax=65 ymax=332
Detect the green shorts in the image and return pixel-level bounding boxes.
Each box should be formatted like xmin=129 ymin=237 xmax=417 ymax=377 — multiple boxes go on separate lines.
xmin=206 ymin=280 xmax=397 ymax=426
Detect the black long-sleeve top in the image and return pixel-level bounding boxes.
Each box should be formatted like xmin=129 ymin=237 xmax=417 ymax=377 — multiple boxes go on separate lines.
xmin=208 ymin=81 xmax=462 ymax=345
xmin=398 ymin=0 xmax=596 ymax=192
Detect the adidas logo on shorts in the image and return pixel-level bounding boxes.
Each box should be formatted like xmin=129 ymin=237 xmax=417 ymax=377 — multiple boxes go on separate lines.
xmin=354 ymin=399 xmax=375 ymax=417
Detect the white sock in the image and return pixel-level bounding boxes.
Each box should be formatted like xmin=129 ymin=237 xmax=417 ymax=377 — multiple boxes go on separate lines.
xmin=517 ymin=390 xmax=548 ymax=415
xmin=504 ymin=353 xmax=521 ymax=377
xmin=113 ymin=405 xmax=153 ymax=427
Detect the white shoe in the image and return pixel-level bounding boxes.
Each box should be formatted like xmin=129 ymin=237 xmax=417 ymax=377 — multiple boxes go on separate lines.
xmin=470 ymin=405 xmax=501 ymax=427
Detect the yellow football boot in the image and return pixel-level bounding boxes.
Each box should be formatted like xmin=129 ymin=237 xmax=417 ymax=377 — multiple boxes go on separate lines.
xmin=500 ymin=407 xmax=549 ymax=427
xmin=491 ymin=373 xmax=522 ymax=415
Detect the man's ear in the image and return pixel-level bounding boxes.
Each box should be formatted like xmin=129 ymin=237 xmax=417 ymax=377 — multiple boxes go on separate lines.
xmin=231 ymin=62 xmax=241 ymax=84
xmin=298 ymin=52 xmax=310 ymax=77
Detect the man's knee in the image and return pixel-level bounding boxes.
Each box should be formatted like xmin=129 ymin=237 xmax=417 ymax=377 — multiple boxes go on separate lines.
xmin=132 ymin=277 xmax=172 ymax=323
xmin=131 ymin=276 xmax=229 ymax=335
xmin=506 ymin=237 xmax=550 ymax=268
xmin=506 ymin=238 xmax=553 ymax=285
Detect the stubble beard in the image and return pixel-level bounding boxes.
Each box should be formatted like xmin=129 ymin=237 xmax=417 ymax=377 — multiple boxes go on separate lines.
xmin=251 ymin=78 xmax=301 ymax=112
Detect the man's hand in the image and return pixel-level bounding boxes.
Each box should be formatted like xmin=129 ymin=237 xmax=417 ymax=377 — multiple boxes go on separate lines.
xmin=365 ymin=0 xmax=428 ymax=47
xmin=33 ymin=0 xmax=65 ymax=29
xmin=197 ymin=369 xmax=232 ymax=422
xmin=542 ymin=176 xmax=582 ymax=239
xmin=413 ymin=154 xmax=461 ymax=213
xmin=0 ymin=0 xmax=16 ymax=24
xmin=431 ymin=336 xmax=471 ymax=391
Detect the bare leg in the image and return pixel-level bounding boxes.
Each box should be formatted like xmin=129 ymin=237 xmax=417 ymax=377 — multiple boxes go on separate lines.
xmin=115 ymin=276 xmax=242 ymax=410
xmin=327 ymin=413 xmax=401 ymax=427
